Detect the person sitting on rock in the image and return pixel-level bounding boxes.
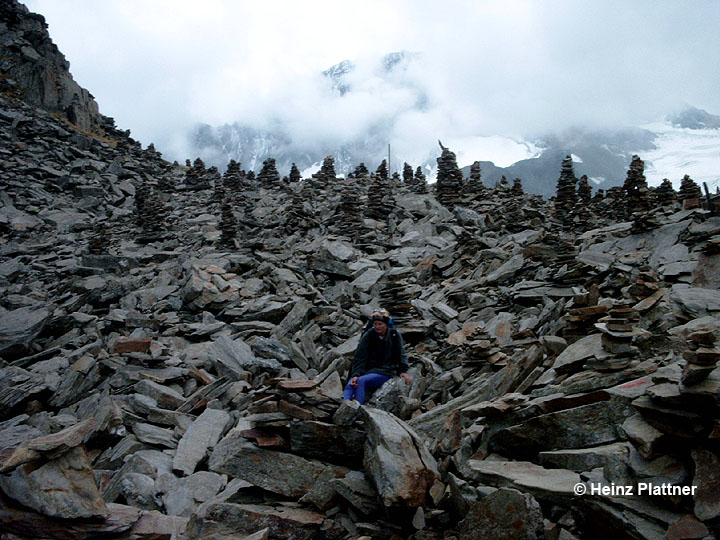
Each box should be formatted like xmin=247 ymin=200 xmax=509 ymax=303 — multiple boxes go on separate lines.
xmin=342 ymin=309 xmax=411 ymax=404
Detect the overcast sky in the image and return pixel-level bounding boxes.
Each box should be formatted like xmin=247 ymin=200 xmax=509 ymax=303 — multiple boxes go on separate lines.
xmin=24 ymin=0 xmax=720 ymax=166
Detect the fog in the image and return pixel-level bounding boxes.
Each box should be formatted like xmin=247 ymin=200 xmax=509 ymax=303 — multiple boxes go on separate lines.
xmin=24 ymin=0 xmax=720 ymax=166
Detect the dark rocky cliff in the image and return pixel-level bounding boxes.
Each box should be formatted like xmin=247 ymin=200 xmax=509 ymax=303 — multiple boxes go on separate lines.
xmin=0 ymin=0 xmax=104 ymax=132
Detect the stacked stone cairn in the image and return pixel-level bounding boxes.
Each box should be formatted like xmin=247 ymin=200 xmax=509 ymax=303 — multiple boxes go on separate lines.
xmin=681 ymin=330 xmax=720 ymax=385
xmin=375 ymin=159 xmax=389 ymax=182
xmin=678 ymin=174 xmax=703 ymax=209
xmin=223 ymin=159 xmax=245 ymax=193
xmin=563 ymin=288 xmax=608 ymax=344
xmin=462 ymin=326 xmax=505 ymax=368
xmin=285 ymin=189 xmax=315 ymax=233
xmin=219 ymin=197 xmax=237 ymax=248
xmin=365 ymin=172 xmax=396 ymax=222
xmin=351 ymin=162 xmax=369 ymax=180
xmin=511 ymin=178 xmax=524 ymax=196
xmin=87 ymin=220 xmax=111 ymax=255
xmin=594 ymin=303 xmax=641 ymax=370
xmin=257 ymin=158 xmax=281 ymax=188
xmin=554 ymin=155 xmax=578 ymax=219
xmin=185 ymin=157 xmax=212 ymax=191
xmin=654 ymin=178 xmax=676 ymax=206
xmin=413 ymin=166 xmax=428 ymax=194
xmin=403 ymin=162 xmax=414 ymax=185
xmin=332 ymin=182 xmax=366 ymax=239
xmin=623 ymin=155 xmax=651 ymax=216
xmin=464 ymin=161 xmax=484 ymax=198
xmin=312 ymin=155 xmax=337 ymax=186
xmin=435 ymin=142 xmax=463 ymax=210
xmin=379 ymin=275 xmax=417 ymax=325
xmin=288 ymin=162 xmax=302 ymax=183
xmin=577 ymin=175 xmax=592 ymax=202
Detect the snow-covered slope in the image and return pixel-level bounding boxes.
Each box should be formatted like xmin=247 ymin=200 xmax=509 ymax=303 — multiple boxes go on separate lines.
xmin=640 ymin=122 xmax=720 ymax=192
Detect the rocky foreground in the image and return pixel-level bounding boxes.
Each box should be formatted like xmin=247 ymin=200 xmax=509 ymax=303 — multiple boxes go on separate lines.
xmin=2 ymin=2 xmax=720 ymax=539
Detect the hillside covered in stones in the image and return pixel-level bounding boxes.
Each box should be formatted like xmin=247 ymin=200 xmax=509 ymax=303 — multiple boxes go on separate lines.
xmin=1 ymin=2 xmax=720 ymax=540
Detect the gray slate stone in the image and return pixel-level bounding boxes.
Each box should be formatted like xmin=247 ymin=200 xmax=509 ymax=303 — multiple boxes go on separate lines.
xmin=362 ymin=406 xmax=439 ymax=508
xmin=173 ymin=408 xmax=232 ymax=476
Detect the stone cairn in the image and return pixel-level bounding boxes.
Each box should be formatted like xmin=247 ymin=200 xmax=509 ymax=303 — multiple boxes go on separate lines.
xmin=654 ymin=178 xmax=676 ymax=206
xmin=435 ymin=142 xmax=463 ymax=210
xmin=577 ymin=175 xmax=592 ymax=202
xmin=332 ymin=182 xmax=366 ymax=240
xmin=285 ymin=189 xmax=315 ymax=233
xmin=312 ymin=155 xmax=338 ymax=186
xmin=185 ymin=157 xmax=211 ymax=191
xmin=554 ymin=155 xmax=577 ymax=218
xmin=134 ymin=180 xmax=167 ymax=242
xmin=402 ymin=162 xmax=414 ymax=185
xmin=594 ymin=303 xmax=641 ymax=371
xmin=379 ymin=276 xmax=417 ymax=326
xmin=462 ymin=327 xmax=505 ymax=368
xmin=413 ymin=166 xmax=428 ymax=194
xmin=511 ymin=177 xmax=524 ymax=196
xmin=87 ymin=220 xmax=111 ymax=255
xmin=257 ymin=158 xmax=281 ymax=188
xmin=678 ymin=174 xmax=703 ymax=209
xmin=681 ymin=330 xmax=720 ymax=386
xmin=375 ymin=159 xmax=389 ymax=182
xmin=350 ymin=162 xmax=369 ymax=180
xmin=464 ymin=161 xmax=484 ymax=198
xmin=219 ymin=197 xmax=237 ymax=248
xmin=365 ymin=173 xmax=396 ymax=222
xmin=623 ymin=155 xmax=651 ymax=215
xmin=563 ymin=286 xmax=607 ymax=344
xmin=223 ymin=160 xmax=245 ymax=193
xmin=288 ymin=163 xmax=302 ymax=183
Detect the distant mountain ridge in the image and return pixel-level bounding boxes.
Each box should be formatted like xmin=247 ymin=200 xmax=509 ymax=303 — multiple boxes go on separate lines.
xmin=188 ymin=53 xmax=719 ymax=197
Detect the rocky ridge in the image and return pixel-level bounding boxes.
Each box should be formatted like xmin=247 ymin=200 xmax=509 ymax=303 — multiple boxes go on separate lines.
xmin=1 ymin=2 xmax=720 ymax=540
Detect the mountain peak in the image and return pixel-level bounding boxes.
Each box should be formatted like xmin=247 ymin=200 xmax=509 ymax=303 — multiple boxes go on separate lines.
xmin=667 ymin=106 xmax=720 ymax=130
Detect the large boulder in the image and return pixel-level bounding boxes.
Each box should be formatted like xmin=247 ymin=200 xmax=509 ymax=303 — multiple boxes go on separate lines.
xmin=361 ymin=406 xmax=439 ymax=508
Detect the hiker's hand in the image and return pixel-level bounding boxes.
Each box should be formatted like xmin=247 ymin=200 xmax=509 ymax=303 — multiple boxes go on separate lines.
xmin=350 ymin=376 xmax=358 ymax=387
xmin=400 ymin=373 xmax=411 ymax=384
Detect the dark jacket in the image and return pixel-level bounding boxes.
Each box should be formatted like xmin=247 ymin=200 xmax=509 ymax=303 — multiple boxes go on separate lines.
xmin=350 ymin=327 xmax=408 ymax=378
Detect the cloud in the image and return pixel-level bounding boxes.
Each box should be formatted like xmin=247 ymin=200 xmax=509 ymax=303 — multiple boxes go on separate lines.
xmin=24 ymin=0 xmax=720 ymax=164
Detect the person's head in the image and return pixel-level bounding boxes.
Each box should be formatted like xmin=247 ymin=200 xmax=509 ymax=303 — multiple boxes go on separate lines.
xmin=371 ymin=309 xmax=391 ymax=336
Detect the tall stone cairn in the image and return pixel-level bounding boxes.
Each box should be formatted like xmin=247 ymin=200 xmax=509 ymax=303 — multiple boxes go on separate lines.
xmin=87 ymin=221 xmax=111 ymax=255
xmin=577 ymin=175 xmax=592 ymax=202
xmin=223 ymin=160 xmax=245 ymax=192
xmin=623 ymin=155 xmax=651 ymax=214
xmin=413 ymin=166 xmax=428 ymax=194
xmin=365 ymin=173 xmax=396 ymax=221
xmin=403 ymin=162 xmax=414 ymax=185
xmin=464 ymin=161 xmax=484 ymax=197
xmin=257 ymin=158 xmax=281 ymax=188
xmin=435 ymin=142 xmax=463 ymax=210
xmin=219 ymin=197 xmax=237 ymax=248
xmin=135 ymin=180 xmax=167 ymax=239
xmin=511 ymin=178 xmax=524 ymax=196
xmin=555 ymin=155 xmax=577 ymax=211
xmin=312 ymin=155 xmax=337 ymax=185
xmin=678 ymin=174 xmax=702 ymax=201
xmin=352 ymin=162 xmax=370 ymax=180
xmin=186 ymin=157 xmax=211 ymax=191
xmin=654 ymin=178 xmax=676 ymax=205
xmin=375 ymin=159 xmax=389 ymax=182
xmin=333 ymin=182 xmax=366 ymax=239
xmin=285 ymin=191 xmax=314 ymax=233
xmin=289 ymin=163 xmax=302 ymax=183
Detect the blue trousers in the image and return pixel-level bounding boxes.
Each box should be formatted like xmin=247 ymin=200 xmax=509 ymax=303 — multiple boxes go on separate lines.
xmin=342 ymin=373 xmax=390 ymax=405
